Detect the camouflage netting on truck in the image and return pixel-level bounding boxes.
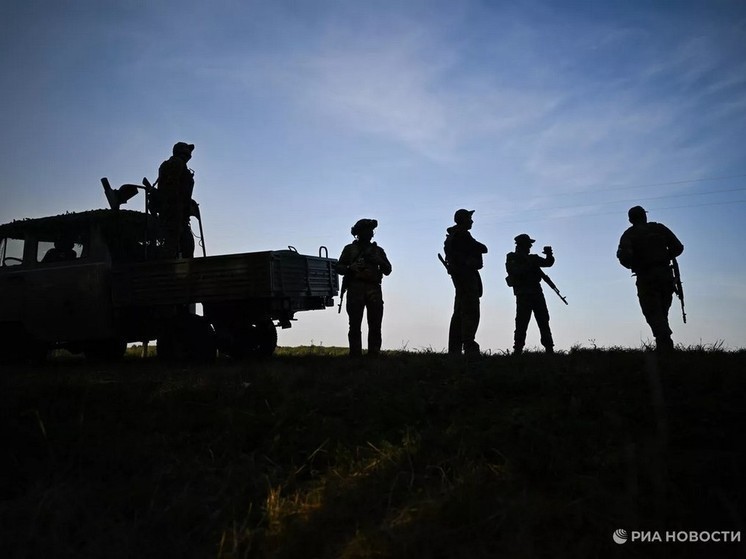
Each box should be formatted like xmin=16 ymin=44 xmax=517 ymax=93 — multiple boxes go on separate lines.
xmin=0 ymin=209 xmax=161 ymax=263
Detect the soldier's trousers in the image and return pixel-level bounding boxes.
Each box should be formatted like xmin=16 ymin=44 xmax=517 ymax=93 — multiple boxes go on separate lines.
xmin=513 ymin=292 xmax=553 ymax=351
xmin=162 ymin=214 xmax=194 ymax=259
xmin=449 ymin=272 xmax=482 ymax=354
xmin=346 ymin=281 xmax=384 ymax=356
xmin=636 ymin=268 xmax=675 ymax=349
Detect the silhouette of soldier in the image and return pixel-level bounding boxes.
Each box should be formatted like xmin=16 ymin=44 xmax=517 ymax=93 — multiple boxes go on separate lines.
xmin=337 ymin=219 xmax=392 ymax=357
xmin=444 ymin=209 xmax=488 ymax=356
xmin=158 ymin=142 xmax=196 ymax=258
xmin=617 ymin=206 xmax=684 ymax=352
xmin=42 ymin=238 xmax=77 ymax=263
xmin=505 ymin=234 xmax=555 ymax=354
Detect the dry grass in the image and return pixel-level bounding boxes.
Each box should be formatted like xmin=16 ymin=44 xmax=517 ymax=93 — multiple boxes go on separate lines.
xmin=1 ymin=347 xmax=744 ymax=558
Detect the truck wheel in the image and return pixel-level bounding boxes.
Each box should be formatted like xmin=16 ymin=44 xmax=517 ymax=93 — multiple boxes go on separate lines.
xmin=157 ymin=315 xmax=217 ymax=363
xmin=218 ymin=320 xmax=277 ymax=359
xmin=0 ymin=326 xmax=47 ymax=365
xmin=84 ymin=338 xmax=127 ymax=362
xmin=253 ymin=320 xmax=278 ymax=357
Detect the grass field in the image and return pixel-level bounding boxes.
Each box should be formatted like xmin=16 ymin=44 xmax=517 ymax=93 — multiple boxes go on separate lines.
xmin=1 ymin=346 xmax=744 ymax=558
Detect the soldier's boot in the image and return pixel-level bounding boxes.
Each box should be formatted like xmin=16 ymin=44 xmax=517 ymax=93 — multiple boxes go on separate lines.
xmin=463 ymin=340 xmax=480 ymax=356
xmin=448 ymin=333 xmax=463 ymax=355
xmin=655 ymin=336 xmax=674 ymax=353
xmin=513 ymin=346 xmax=523 ymax=355
xmin=348 ymin=332 xmax=363 ymax=358
xmin=368 ymin=330 xmax=382 ymax=357
xmin=544 ymin=345 xmax=554 ymax=354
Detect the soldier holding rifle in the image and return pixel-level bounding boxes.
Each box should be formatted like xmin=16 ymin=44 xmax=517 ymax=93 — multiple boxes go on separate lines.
xmin=616 ymin=206 xmax=684 ymax=352
xmin=505 ymin=234 xmax=561 ymax=354
xmin=337 ymin=219 xmax=392 ymax=357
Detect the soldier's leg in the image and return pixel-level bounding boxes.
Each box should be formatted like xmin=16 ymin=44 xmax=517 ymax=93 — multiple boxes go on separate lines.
xmin=366 ymin=286 xmax=384 ymax=355
xmin=637 ymin=287 xmax=672 ymax=349
xmin=448 ymin=285 xmax=463 ymax=354
xmin=346 ymin=286 xmax=365 ymax=357
xmin=461 ymin=291 xmax=481 ymax=355
xmin=180 ymin=222 xmax=195 ymax=258
xmin=161 ymin=215 xmax=181 ymax=259
xmin=533 ymin=294 xmax=554 ymax=352
xmin=657 ymin=284 xmax=675 ymax=350
xmin=514 ymin=295 xmax=531 ymax=353
xmin=457 ymin=274 xmax=481 ymax=354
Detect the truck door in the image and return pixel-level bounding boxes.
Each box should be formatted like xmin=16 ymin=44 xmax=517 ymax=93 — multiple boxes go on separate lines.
xmin=0 ymin=236 xmax=27 ymax=323
xmin=22 ymin=240 xmax=115 ymax=343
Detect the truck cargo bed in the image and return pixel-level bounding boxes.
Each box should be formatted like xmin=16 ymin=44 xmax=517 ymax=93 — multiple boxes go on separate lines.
xmin=112 ymin=250 xmax=338 ymax=308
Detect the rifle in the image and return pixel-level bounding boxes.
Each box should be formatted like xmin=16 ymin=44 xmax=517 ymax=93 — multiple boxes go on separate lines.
xmin=338 ymin=275 xmax=347 ymax=314
xmin=540 ymin=271 xmax=568 ymax=305
xmin=437 ymin=253 xmax=450 ymax=274
xmin=671 ymin=257 xmax=686 ymax=323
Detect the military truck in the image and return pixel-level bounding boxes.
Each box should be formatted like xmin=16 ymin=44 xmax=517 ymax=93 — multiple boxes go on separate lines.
xmin=0 ymin=179 xmax=339 ymax=363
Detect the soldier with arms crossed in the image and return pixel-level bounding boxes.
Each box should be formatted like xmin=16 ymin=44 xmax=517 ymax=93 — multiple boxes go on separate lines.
xmin=444 ymin=209 xmax=488 ymax=356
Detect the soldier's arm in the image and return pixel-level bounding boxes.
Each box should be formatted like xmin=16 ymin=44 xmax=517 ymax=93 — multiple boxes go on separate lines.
xmin=662 ymin=225 xmax=684 ymax=258
xmin=336 ymin=246 xmax=353 ymax=275
xmin=506 ymin=253 xmax=527 ymax=276
xmin=376 ymin=247 xmax=392 ymax=276
xmin=157 ymin=160 xmax=178 ymax=193
xmin=616 ymin=232 xmax=635 ymax=269
xmin=464 ymin=232 xmax=487 ymax=254
xmin=537 ymin=253 xmax=555 ymax=268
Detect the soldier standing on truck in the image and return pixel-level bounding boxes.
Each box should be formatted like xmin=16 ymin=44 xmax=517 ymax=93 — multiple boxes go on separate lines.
xmin=158 ymin=142 xmax=196 ymax=258
xmin=505 ymin=234 xmax=556 ymax=354
xmin=444 ymin=209 xmax=488 ymax=357
xmin=337 ymin=219 xmax=392 ymax=357
xmin=617 ymin=205 xmax=684 ymax=352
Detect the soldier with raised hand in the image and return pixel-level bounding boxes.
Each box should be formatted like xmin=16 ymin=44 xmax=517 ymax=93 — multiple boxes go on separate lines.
xmin=444 ymin=209 xmax=488 ymax=356
xmin=617 ymin=206 xmax=684 ymax=352
xmin=505 ymin=234 xmax=555 ymax=354
xmin=337 ymin=219 xmax=392 ymax=357
xmin=158 ymin=141 xmax=196 ymax=259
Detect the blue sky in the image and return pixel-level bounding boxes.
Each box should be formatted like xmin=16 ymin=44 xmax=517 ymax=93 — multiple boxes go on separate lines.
xmin=2 ymin=0 xmax=745 ymax=351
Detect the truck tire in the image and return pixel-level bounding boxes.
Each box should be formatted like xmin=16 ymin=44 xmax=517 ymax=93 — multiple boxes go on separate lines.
xmin=0 ymin=325 xmax=47 ymax=365
xmin=253 ymin=320 xmax=278 ymax=357
xmin=218 ymin=319 xmax=277 ymax=359
xmin=84 ymin=338 xmax=127 ymax=362
xmin=157 ymin=314 xmax=217 ymax=363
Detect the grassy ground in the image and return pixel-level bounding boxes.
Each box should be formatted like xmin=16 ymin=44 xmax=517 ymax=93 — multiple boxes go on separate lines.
xmin=1 ymin=346 xmax=744 ymax=558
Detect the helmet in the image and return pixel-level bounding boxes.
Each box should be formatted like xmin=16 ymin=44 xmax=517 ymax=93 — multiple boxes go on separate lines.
xmin=514 ymin=233 xmax=535 ymax=245
xmin=351 ymin=218 xmax=378 ymax=236
xmin=173 ymin=142 xmax=195 ymax=156
xmin=453 ymin=209 xmax=475 ymax=224
xmin=628 ymin=205 xmax=647 ymax=222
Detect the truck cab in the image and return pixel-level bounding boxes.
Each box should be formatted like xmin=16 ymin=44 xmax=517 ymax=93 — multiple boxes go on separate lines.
xmin=0 ymin=210 xmax=159 ymax=361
